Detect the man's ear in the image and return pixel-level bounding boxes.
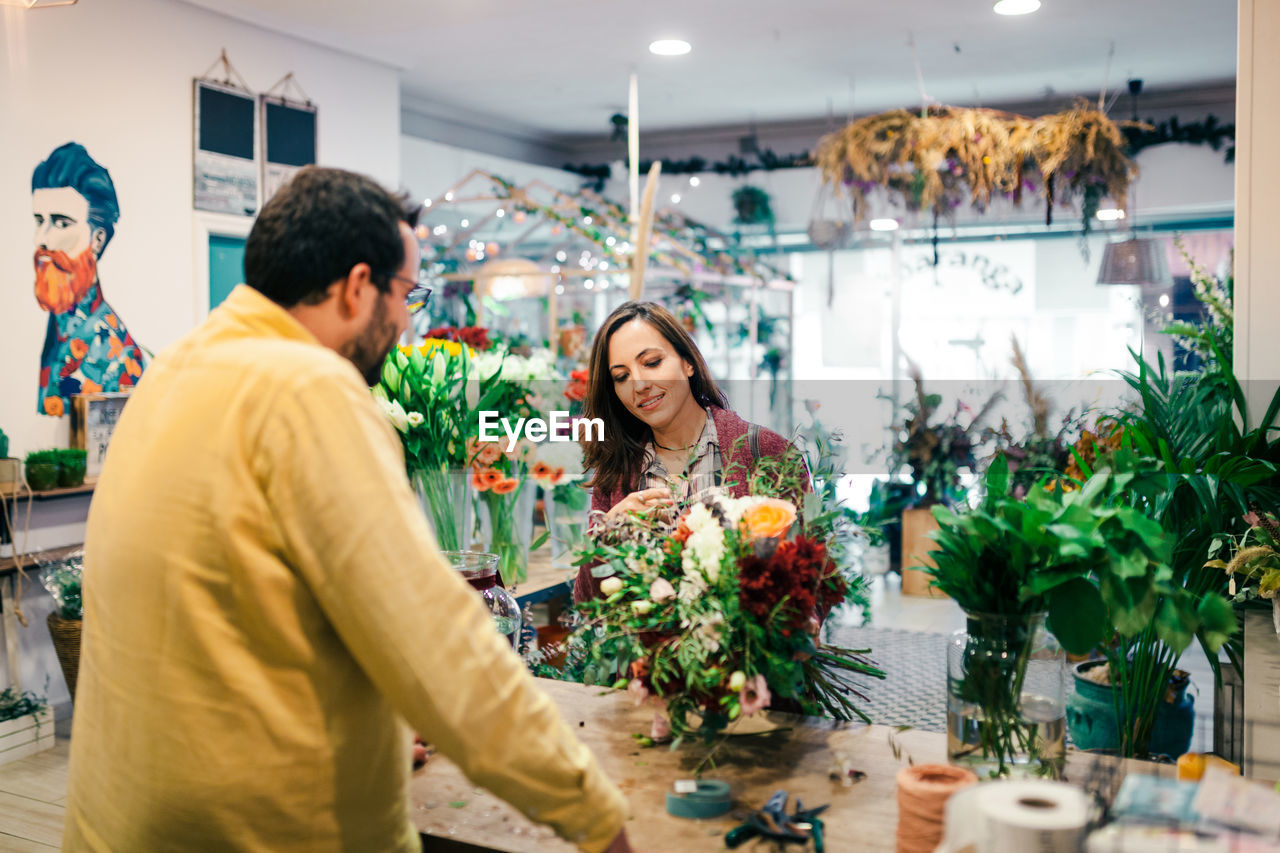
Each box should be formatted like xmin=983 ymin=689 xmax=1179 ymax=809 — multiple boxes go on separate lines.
xmin=90 ymin=228 xmax=107 ymax=256
xmin=335 ymin=262 xmax=374 ymax=319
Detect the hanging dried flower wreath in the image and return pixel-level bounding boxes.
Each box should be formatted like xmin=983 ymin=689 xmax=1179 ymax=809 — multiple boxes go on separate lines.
xmin=814 ymin=101 xmax=1138 ymax=232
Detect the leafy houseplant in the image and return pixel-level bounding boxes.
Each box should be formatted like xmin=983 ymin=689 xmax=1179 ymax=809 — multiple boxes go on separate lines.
xmin=927 ymin=452 xmax=1236 ymax=767
xmin=41 ymin=555 xmax=83 ymax=699
xmin=890 ymin=372 xmax=999 ymax=508
xmin=24 ymin=450 xmax=61 ymax=492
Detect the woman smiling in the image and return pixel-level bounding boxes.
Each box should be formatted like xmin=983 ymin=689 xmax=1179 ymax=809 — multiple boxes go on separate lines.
xmin=572 ymin=301 xmax=800 ymax=604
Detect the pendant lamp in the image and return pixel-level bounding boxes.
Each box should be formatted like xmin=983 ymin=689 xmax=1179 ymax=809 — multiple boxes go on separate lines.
xmin=1096 ymin=78 xmax=1173 ymax=288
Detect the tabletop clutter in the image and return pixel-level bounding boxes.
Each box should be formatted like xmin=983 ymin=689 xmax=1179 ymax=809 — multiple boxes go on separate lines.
xmin=877 ymin=755 xmax=1280 ymax=853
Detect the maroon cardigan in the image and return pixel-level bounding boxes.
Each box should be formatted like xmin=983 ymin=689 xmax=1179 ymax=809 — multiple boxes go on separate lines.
xmin=571 ymin=405 xmax=796 ymax=604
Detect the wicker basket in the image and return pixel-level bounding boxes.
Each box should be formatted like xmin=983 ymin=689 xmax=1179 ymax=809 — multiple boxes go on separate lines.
xmin=46 ymin=613 xmax=82 ymax=701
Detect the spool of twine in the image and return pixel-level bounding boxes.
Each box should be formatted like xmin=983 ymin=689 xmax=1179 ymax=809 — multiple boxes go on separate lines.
xmin=896 ymin=764 xmax=978 ymax=853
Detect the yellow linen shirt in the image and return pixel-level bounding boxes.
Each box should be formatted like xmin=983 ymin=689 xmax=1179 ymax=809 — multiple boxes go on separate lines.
xmin=63 ymin=284 xmax=626 ymax=852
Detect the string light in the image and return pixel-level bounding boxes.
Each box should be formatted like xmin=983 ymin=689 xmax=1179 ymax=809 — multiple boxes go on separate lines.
xmin=671 ymin=194 xmax=682 ymax=204
xmin=432 ymin=224 xmax=448 ymax=236
xmin=460 ymin=219 xmax=470 ymax=227
xmin=423 ymin=199 xmax=433 ymax=208
xmin=496 ymin=208 xmax=506 ymax=218
xmin=444 ymin=192 xmax=454 ymax=201
xmin=689 ymin=176 xmax=701 ymax=187
xmin=555 ymin=284 xmax=565 ymax=295
xmin=584 ymin=279 xmax=595 ymax=290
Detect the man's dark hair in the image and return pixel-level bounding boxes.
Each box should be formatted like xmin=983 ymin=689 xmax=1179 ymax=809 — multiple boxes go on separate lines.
xmin=32 ymin=142 xmax=121 ymax=253
xmin=244 ymin=167 xmax=419 ymax=307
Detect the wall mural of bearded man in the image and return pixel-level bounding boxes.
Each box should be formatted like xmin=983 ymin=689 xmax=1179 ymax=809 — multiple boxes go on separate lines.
xmin=31 ymin=142 xmax=146 ymax=417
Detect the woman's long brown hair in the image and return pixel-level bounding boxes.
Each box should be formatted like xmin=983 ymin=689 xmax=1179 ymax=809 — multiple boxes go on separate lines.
xmin=582 ymin=301 xmax=727 ymax=496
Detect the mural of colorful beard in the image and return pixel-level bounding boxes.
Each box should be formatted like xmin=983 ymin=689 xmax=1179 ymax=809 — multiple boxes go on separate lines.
xmin=31 ymin=142 xmax=145 ymax=417
xmin=34 ymin=247 xmax=97 ymax=315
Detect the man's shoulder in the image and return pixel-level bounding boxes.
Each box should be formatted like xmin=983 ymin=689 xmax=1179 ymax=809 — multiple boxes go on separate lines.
xmin=159 ymin=325 xmax=364 ymax=396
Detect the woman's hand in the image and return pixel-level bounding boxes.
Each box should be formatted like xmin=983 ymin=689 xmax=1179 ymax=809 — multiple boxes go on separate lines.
xmin=605 ymin=486 xmax=673 ymax=520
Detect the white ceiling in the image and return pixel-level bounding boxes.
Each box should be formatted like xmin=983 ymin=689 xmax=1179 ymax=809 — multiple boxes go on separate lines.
xmin=183 ymin=0 xmax=1237 ymax=141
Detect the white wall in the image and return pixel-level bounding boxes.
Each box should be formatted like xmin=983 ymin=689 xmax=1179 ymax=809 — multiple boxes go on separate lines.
xmin=1236 ymin=0 xmax=1280 ymax=396
xmin=0 ymin=0 xmax=401 ymax=460
xmin=401 ymin=135 xmax=581 ymax=206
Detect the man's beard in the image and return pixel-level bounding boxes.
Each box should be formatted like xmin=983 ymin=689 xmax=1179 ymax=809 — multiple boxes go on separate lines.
xmin=34 ymin=247 xmax=97 ymax=314
xmin=341 ymin=296 xmax=400 ymax=386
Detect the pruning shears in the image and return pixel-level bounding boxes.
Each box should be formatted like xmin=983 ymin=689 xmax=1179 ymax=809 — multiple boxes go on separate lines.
xmin=724 ymin=789 xmax=829 ymax=852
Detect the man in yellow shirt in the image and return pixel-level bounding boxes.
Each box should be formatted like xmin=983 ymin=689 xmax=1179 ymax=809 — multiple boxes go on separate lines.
xmin=63 ymin=167 xmax=631 ymax=852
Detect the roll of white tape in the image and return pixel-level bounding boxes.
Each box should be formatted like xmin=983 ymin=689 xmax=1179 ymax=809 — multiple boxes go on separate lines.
xmin=976 ymin=780 xmax=1089 ymax=853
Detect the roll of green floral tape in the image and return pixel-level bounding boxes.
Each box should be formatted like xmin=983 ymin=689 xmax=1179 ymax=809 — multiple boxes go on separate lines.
xmin=665 ymin=780 xmax=732 ymax=819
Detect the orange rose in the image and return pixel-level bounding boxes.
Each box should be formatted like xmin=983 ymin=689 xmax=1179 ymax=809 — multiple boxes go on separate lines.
xmin=492 ymin=477 xmax=520 ymax=495
xmin=740 ymin=498 xmax=797 ymax=540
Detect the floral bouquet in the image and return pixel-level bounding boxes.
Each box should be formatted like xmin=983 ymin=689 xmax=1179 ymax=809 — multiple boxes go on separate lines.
xmin=424 ymin=325 xmax=495 ymax=352
xmin=569 ymin=448 xmax=885 ymax=745
xmin=465 ymin=349 xmax=560 ymax=584
xmin=1209 ymin=510 xmax=1280 ymax=631
xmin=890 ymin=370 xmax=1000 ymax=507
xmin=374 ymin=339 xmax=505 ymax=550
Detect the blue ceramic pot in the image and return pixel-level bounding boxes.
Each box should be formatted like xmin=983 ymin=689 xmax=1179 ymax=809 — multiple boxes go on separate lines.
xmin=1066 ymin=660 xmax=1194 ymax=758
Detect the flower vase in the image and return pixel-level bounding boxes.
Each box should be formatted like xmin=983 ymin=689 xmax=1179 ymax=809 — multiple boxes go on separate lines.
xmin=546 ymin=490 xmax=591 ymax=571
xmin=477 ymin=482 xmax=535 ymax=586
xmin=443 ymin=551 xmax=521 ymax=647
xmin=413 ymin=467 xmax=473 ymax=553
xmin=947 ymin=611 xmax=1066 ymax=779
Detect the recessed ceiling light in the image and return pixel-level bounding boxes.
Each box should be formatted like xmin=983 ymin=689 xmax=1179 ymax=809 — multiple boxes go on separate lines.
xmin=993 ymin=0 xmax=1041 ymax=15
xmin=869 ymin=218 xmax=900 ymax=232
xmin=649 ymin=39 xmax=692 ymax=56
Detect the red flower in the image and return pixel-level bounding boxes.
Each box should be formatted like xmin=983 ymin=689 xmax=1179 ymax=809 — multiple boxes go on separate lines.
xmin=738 ymin=536 xmax=832 ymax=631
xmin=564 ymin=371 xmax=588 ymax=402
xmin=458 ymin=326 xmax=492 ymax=351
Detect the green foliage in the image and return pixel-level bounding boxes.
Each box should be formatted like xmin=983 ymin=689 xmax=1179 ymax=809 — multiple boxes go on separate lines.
xmin=0 ymin=687 xmax=47 ymax=724
xmin=731 ymin=185 xmax=775 ymax=226
xmin=24 ymin=449 xmax=61 ymax=466
xmin=41 ymin=559 xmax=83 ymax=620
xmin=56 ymin=449 xmax=87 ymax=469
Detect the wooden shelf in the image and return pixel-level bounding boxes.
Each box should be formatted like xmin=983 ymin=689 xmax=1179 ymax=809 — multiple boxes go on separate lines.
xmin=0 ymin=544 xmax=83 ymax=576
xmin=0 ymin=479 xmax=96 ymax=502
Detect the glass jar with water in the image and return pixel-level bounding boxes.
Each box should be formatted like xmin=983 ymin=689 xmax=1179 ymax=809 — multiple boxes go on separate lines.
xmin=946 ymin=611 xmax=1066 ymax=779
xmin=443 ymin=551 xmax=521 ymax=647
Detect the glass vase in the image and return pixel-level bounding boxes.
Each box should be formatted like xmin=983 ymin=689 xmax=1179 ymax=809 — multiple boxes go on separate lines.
xmin=477 ymin=482 xmax=535 ymax=586
xmin=413 ymin=467 xmax=473 ymax=553
xmin=443 ymin=551 xmax=521 ymax=647
xmin=946 ymin=611 xmax=1066 ymax=779
xmin=546 ymin=489 xmax=591 ymax=571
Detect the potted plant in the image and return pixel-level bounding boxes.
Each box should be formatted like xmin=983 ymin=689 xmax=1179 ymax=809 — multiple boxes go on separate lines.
xmin=56 ymin=448 xmax=87 ymax=488
xmin=0 ymin=687 xmax=52 ymax=766
xmin=0 ymin=428 xmax=9 ymax=460
xmin=889 ymin=370 xmax=999 ymax=596
xmin=926 ymin=451 xmax=1235 ymax=770
xmin=24 ymin=449 xmax=60 ymax=491
xmin=41 ymin=554 xmax=83 ymax=700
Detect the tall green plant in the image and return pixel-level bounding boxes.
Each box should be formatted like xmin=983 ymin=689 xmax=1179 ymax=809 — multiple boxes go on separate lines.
xmin=928 ymin=453 xmax=1239 ymax=758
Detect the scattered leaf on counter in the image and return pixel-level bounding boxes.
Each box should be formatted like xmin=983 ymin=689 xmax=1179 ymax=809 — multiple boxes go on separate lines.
xmin=448 ymin=801 xmax=467 ymax=809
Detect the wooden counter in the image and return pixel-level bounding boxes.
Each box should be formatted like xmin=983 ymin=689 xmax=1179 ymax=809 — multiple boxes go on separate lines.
xmin=412 ymin=679 xmax=1169 ymax=852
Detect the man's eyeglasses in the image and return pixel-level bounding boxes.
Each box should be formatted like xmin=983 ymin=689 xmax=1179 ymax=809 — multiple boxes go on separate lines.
xmin=391 ymin=275 xmax=432 ymax=311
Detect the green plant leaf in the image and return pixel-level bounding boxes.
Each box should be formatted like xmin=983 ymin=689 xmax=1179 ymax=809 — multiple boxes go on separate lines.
xmin=1047 ymin=578 xmax=1110 ymax=655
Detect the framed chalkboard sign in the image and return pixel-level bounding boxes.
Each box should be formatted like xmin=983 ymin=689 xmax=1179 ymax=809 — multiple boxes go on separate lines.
xmin=70 ymin=392 xmax=131 ymax=478
xmin=194 ymin=79 xmax=259 ymax=216
xmin=261 ymin=95 xmax=317 ymax=202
